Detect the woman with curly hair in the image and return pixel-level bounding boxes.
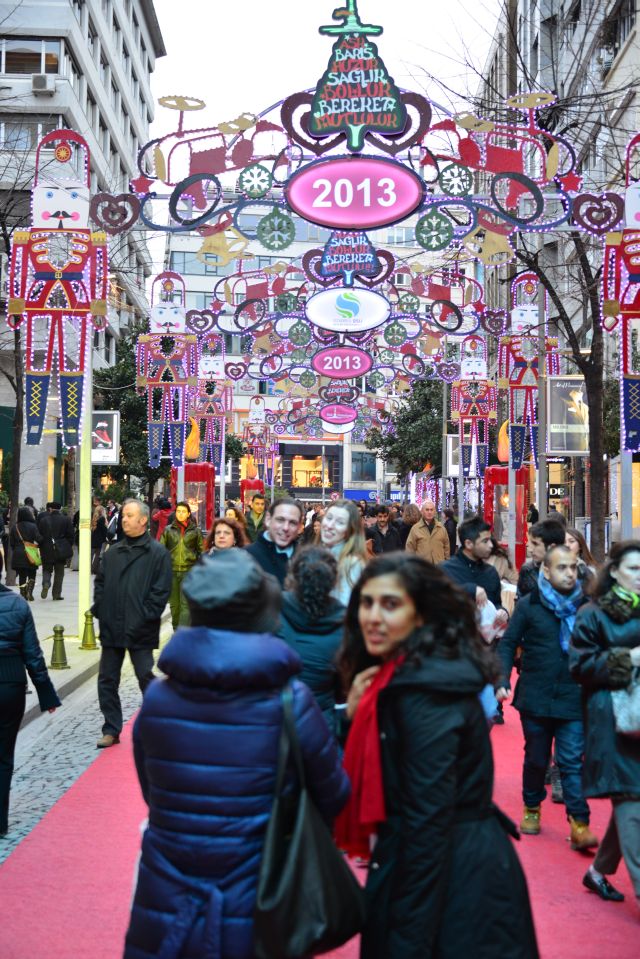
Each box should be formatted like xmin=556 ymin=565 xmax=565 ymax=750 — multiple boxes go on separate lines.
xmin=320 ymin=498 xmax=368 ymax=606
xmin=278 ymin=545 xmax=345 ymax=735
xmin=336 ymin=553 xmax=538 ymax=959
xmin=225 ymin=504 xmax=248 ymax=534
xmin=204 ymin=517 xmax=249 ymax=552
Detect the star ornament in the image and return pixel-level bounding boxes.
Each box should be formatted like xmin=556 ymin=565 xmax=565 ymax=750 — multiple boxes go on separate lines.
xmin=130 ymin=174 xmax=155 ymax=195
xmin=557 ymin=171 xmax=583 ymax=194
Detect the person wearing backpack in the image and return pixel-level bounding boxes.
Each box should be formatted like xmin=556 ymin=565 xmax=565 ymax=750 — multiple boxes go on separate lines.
xmin=37 ymin=503 xmax=74 ymax=600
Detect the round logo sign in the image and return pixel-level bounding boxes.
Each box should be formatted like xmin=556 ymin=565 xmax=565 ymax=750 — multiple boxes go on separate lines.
xmin=305 ymin=287 xmax=390 ymax=333
xmin=319 ymin=403 xmax=358 ymax=426
xmin=311 ymin=346 xmax=373 ymax=379
xmin=286 ymin=156 xmax=424 ymax=230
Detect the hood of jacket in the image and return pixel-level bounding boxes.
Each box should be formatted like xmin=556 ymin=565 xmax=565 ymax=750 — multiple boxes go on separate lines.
xmin=389 ymin=650 xmax=486 ymax=696
xmin=157 ymin=626 xmax=302 ymax=689
xmin=280 ymin=591 xmax=345 ymax=634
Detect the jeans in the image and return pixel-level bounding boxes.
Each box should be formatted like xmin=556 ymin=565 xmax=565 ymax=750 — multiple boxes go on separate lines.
xmin=42 ymin=561 xmax=66 ymax=599
xmin=520 ymin=712 xmax=590 ymax=821
xmin=97 ymin=647 xmax=155 ymax=736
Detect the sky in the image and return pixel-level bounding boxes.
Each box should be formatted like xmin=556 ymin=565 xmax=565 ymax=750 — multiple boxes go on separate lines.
xmin=149 ymin=0 xmax=503 ymax=137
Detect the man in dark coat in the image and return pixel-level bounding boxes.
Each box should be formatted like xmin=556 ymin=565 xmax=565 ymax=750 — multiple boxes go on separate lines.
xmin=93 ymin=499 xmax=172 ymax=749
xmin=37 ymin=502 xmax=74 ymax=600
xmin=516 ymin=518 xmax=565 ymax=598
xmin=497 ymin=544 xmax=597 ymax=850
xmin=245 ymin=492 xmax=266 ymax=543
xmin=246 ymin=498 xmax=303 ymax=586
xmin=370 ymin=505 xmax=403 ymax=554
xmin=441 ymin=515 xmax=508 ymax=621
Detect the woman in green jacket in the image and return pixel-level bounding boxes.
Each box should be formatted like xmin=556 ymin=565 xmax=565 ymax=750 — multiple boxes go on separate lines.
xmin=159 ymin=502 xmax=203 ymax=628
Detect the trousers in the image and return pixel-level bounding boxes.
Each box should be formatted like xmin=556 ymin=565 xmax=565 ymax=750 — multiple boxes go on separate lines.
xmin=42 ymin=561 xmax=65 ymax=599
xmin=97 ymin=647 xmax=155 ymax=736
xmin=593 ymin=798 xmax=640 ymax=899
xmin=520 ymin=713 xmax=590 ymax=821
xmin=168 ymin=570 xmax=191 ymax=629
xmin=0 ymin=683 xmax=26 ymax=833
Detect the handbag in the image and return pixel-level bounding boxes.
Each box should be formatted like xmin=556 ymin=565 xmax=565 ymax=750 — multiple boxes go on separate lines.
xmin=253 ymin=685 xmax=366 ymax=959
xmin=611 ymin=666 xmax=640 ymax=737
xmin=16 ymin=525 xmax=42 ymax=567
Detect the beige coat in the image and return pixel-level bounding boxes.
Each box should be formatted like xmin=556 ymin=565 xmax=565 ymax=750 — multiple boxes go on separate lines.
xmin=405 ymin=519 xmax=450 ymax=563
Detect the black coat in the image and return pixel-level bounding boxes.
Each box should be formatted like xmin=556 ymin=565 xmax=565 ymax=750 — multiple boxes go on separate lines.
xmin=0 ymin=584 xmax=60 ymax=710
xmin=497 ymin=585 xmax=588 ymax=720
xmin=92 ymin=534 xmax=173 ymax=649
xmin=362 ymin=654 xmax=538 ymax=959
xmin=9 ymin=519 xmax=42 ymax=571
xmin=370 ymin=524 xmax=404 ymax=554
xmin=570 ymin=600 xmax=640 ymax=799
xmin=246 ymin=532 xmax=295 ymax=586
xmin=37 ymin=510 xmax=74 ymax=564
xmin=277 ymin=591 xmax=345 ymax=733
xmin=441 ymin=550 xmax=504 ymax=610
xmin=90 ymin=516 xmax=108 ymax=550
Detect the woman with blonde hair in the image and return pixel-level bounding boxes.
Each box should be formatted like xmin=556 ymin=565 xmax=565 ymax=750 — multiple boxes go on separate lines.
xmin=320 ymin=498 xmax=368 ymax=606
xmin=90 ymin=504 xmax=108 ymax=575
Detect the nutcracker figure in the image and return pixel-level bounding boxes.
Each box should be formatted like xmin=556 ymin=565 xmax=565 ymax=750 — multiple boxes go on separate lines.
xmin=188 ymin=346 xmax=226 ymax=464
xmin=498 ymin=273 xmax=559 ymax=469
xmin=602 ymin=133 xmax=640 ymax=449
xmin=136 ymin=271 xmax=198 ymax=467
xmin=7 ymin=131 xmax=108 ymax=447
xmin=450 ymin=335 xmax=497 ymax=476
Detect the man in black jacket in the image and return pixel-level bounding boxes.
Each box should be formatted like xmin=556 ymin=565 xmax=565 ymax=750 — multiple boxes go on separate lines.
xmin=441 ymin=516 xmax=508 ymax=625
xmin=496 ymin=544 xmax=598 ymax=851
xmin=93 ymin=499 xmax=172 ymax=748
xmin=371 ymin=505 xmax=404 ymax=553
xmin=246 ymin=498 xmax=303 ymax=586
xmin=37 ymin=502 xmax=74 ymax=600
xmin=516 ymin=518 xmax=565 ymax=598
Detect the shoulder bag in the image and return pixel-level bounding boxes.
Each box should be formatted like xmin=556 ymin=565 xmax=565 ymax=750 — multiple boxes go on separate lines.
xmin=253 ymin=684 xmax=365 ymax=959
xmin=16 ymin=524 xmax=42 ymax=567
xmin=611 ymin=665 xmax=640 ymax=738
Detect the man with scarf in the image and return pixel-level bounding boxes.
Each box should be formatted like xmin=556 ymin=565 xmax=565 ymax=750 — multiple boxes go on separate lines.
xmin=496 ymin=544 xmax=598 ymax=850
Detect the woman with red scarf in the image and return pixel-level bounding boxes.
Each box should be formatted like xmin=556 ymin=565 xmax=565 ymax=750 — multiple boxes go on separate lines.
xmin=335 ymin=554 xmax=538 ymax=959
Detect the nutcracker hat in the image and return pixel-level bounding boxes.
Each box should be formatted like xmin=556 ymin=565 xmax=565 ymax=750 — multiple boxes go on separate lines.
xmin=34 ymin=130 xmax=91 ymax=188
xmin=460 ymin=334 xmax=487 ymax=361
xmin=151 ymin=270 xmax=186 ymax=307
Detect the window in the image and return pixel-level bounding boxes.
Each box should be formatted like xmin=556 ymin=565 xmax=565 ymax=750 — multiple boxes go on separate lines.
xmin=111 ymin=81 xmax=118 ymax=110
xmin=352 ymin=451 xmax=376 ymax=482
xmin=1 ymin=37 xmax=61 ymax=74
xmin=185 ymin=291 xmax=209 ymax=310
xmin=87 ymin=21 xmax=97 ymax=59
xmin=100 ymin=55 xmax=108 ymax=85
xmin=170 ymin=252 xmax=208 ymax=276
xmin=0 ymin=114 xmax=59 ymax=150
xmin=122 ymin=43 xmax=130 ymax=78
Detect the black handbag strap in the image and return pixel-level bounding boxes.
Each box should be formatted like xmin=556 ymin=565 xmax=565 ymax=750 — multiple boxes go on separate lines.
xmin=274 ymin=685 xmax=306 ymax=798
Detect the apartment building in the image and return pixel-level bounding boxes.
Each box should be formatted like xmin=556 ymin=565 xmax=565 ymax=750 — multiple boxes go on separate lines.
xmin=0 ymin=0 xmax=164 ymax=506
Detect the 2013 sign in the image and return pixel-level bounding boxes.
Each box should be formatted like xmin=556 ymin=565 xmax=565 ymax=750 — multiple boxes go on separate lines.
xmin=286 ymin=156 xmax=424 ymax=229
xmin=311 ymin=346 xmax=373 ymax=379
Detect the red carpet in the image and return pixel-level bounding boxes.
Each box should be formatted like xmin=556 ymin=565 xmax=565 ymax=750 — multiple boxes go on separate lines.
xmin=0 ymin=709 xmax=637 ymax=958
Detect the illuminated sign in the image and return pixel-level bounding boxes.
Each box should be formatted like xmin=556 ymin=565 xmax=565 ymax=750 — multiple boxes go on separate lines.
xmin=305 ymin=286 xmax=390 ymax=333
xmin=311 ymin=346 xmax=373 ymax=378
xmin=286 ymin=156 xmax=423 ymax=229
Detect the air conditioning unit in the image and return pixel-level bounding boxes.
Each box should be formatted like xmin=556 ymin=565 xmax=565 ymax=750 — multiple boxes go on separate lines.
xmin=32 ymin=74 xmax=56 ymax=96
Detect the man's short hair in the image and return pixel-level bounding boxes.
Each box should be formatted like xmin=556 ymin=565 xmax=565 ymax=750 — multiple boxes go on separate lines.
xmin=24 ymin=497 xmax=34 ymax=507
xmin=458 ymin=515 xmax=491 ymax=546
xmin=123 ymin=498 xmax=150 ymax=521
xmin=530 ymin=519 xmax=566 ymax=548
xmin=252 ymin=492 xmax=265 ymax=502
xmin=543 ymin=543 xmax=574 ymax=566
xmin=375 ymin=504 xmax=389 ymax=516
xmin=267 ymin=497 xmax=304 ymax=520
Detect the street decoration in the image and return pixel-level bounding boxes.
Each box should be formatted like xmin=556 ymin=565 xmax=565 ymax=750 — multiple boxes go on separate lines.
xmin=135 ymin=271 xmax=198 ymax=468
xmin=498 ymin=273 xmax=559 ymax=469
xmin=450 ymin=335 xmax=497 ymax=477
xmin=7 ymin=130 xmax=108 ymax=447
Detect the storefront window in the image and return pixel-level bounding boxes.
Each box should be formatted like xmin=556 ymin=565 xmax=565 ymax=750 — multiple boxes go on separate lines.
xmin=352 ymin=451 xmax=376 ymax=482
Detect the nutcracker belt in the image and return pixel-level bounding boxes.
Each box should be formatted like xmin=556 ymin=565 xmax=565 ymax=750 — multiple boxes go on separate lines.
xmin=33 ymin=271 xmax=84 ymax=280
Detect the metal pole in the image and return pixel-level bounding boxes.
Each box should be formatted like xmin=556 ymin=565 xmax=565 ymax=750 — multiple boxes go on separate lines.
xmin=219 ymin=409 xmax=226 ymax=516
xmin=536 ymin=279 xmax=548 ymax=520
xmin=78 ymin=340 xmax=93 ymax=644
xmin=621 ymin=449 xmax=633 ymax=538
xmin=441 ymin=380 xmax=448 ymax=511
xmin=176 ymin=467 xmax=185 ymax=504
xmin=507 ymin=465 xmax=517 ymax=561
xmin=321 ymin=444 xmax=326 ymax=507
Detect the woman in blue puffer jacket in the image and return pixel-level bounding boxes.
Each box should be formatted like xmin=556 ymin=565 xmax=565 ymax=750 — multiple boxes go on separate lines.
xmin=124 ymin=549 xmax=350 ymax=959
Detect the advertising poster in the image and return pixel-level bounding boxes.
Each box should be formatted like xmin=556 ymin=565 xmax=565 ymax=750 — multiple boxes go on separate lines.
xmin=547 ymin=376 xmax=589 ymax=456
xmin=91 ymin=411 xmax=120 ymax=465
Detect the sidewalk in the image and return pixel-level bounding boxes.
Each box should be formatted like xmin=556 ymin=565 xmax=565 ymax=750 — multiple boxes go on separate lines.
xmin=14 ymin=569 xmax=170 ymax=728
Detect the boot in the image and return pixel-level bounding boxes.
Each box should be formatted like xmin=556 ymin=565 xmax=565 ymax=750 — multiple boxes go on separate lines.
xmin=520 ymin=805 xmax=541 ymax=835
xmin=25 ymin=580 xmax=35 ymax=601
xmin=18 ymin=583 xmax=28 ymax=601
xmin=569 ymin=817 xmax=599 ymax=851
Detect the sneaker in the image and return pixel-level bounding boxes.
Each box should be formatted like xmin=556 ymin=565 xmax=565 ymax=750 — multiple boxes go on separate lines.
xmin=583 ymin=870 xmax=625 ymax=902
xmin=96 ymin=733 xmax=120 ymax=749
xmin=569 ymin=817 xmax=599 ymax=851
xmin=520 ymin=805 xmax=541 ymax=834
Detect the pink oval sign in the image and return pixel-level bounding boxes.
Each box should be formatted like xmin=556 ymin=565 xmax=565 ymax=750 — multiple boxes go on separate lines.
xmin=286 ymin=156 xmax=424 ymax=230
xmin=311 ymin=346 xmax=373 ymax=379
xmin=319 ymin=403 xmax=358 ymax=426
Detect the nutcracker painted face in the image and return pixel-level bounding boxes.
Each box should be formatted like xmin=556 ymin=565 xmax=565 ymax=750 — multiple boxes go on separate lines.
xmin=511 ymin=305 xmax=538 ymax=334
xmin=148 ymin=301 xmax=187 ymax=334
xmin=198 ymin=354 xmax=225 ymax=379
xmin=460 ymin=337 xmax=487 ymax=379
xmin=32 ymin=180 xmax=91 ymax=230
xmin=624 ymin=181 xmax=640 ymax=228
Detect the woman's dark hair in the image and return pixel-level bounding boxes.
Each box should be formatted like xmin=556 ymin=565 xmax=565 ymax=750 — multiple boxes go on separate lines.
xmin=565 ymin=526 xmax=596 ymax=569
xmin=285 ymin=545 xmax=339 ymax=619
xmin=337 ymin=553 xmax=498 ymax=689
xmin=16 ymin=506 xmax=34 ymax=524
xmin=592 ymin=540 xmax=640 ymax=598
xmin=490 ymin=535 xmax=512 ymax=566
xmin=204 ymin=517 xmax=249 ymax=550
xmin=176 ymin=500 xmax=191 ymax=514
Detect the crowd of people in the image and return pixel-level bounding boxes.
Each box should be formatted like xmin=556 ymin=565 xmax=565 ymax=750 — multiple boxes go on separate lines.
xmin=0 ymin=489 xmax=638 ymax=957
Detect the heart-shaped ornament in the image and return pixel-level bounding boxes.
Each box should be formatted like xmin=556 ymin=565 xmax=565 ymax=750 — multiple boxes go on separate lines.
xmin=436 ymin=361 xmax=461 ymax=382
xmin=90 ymin=193 xmax=141 ymax=235
xmin=225 ymin=362 xmax=247 ymax=380
xmin=280 ymin=93 xmax=343 ymax=157
xmin=186 ymin=310 xmax=217 ymax=335
xmin=573 ymin=192 xmax=624 ymax=236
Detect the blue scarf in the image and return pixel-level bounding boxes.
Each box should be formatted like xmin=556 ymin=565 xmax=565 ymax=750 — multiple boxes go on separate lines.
xmin=537 ymin=568 xmax=582 ymax=653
